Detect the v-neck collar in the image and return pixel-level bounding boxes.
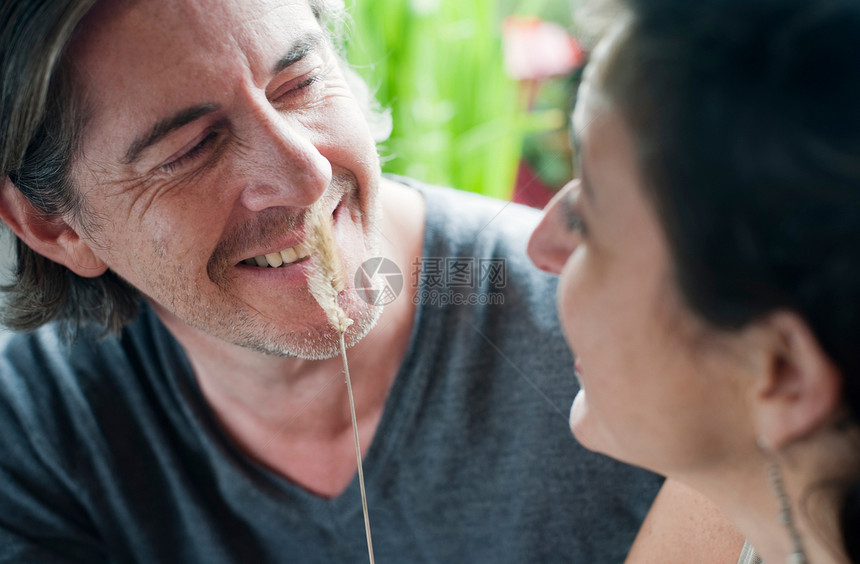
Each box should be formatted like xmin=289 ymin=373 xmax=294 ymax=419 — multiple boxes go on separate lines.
xmin=159 ymin=179 xmax=448 ymax=525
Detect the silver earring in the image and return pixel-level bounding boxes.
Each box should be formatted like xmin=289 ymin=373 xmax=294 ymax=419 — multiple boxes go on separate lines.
xmin=759 ymin=437 xmax=808 ymax=564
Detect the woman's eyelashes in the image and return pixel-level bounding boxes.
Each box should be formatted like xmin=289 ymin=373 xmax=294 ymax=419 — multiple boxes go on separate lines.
xmin=567 ymin=211 xmax=586 ymax=234
xmin=562 ymin=190 xmax=588 ymax=235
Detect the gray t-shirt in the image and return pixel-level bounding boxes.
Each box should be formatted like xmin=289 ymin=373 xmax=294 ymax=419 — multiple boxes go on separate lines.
xmin=0 ymin=180 xmax=662 ymax=563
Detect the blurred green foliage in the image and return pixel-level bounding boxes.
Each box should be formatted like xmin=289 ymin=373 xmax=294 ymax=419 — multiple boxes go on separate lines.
xmin=344 ymin=0 xmax=553 ymax=200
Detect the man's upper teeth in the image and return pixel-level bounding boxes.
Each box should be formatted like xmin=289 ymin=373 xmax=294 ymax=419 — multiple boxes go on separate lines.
xmin=246 ymin=243 xmax=311 ymax=267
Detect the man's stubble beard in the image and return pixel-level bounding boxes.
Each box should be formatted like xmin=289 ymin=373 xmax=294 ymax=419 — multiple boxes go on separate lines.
xmin=210 ymin=176 xmax=385 ymax=360
xmin=241 ymin=291 xmax=384 ymax=360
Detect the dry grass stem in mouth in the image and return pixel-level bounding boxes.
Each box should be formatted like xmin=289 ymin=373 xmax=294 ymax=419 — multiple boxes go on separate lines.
xmin=307 ymin=205 xmax=375 ymax=564
xmin=307 ymin=206 xmax=352 ymax=333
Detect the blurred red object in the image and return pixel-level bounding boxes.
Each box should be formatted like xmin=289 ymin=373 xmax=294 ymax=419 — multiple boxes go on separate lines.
xmin=503 ymin=16 xmax=584 ymax=207
xmin=502 ymin=16 xmax=585 ymax=82
xmin=512 ymin=160 xmax=555 ymax=209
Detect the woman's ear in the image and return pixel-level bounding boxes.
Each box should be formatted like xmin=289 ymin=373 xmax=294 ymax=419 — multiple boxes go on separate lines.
xmin=751 ymin=310 xmax=843 ymax=449
xmin=0 ymin=176 xmax=107 ymax=278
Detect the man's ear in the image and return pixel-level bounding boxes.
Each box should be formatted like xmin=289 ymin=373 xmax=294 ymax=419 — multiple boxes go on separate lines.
xmin=751 ymin=310 xmax=843 ymax=449
xmin=0 ymin=175 xmax=107 ymax=278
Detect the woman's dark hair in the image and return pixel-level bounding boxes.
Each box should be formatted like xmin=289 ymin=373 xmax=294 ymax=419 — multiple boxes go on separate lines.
xmin=598 ymin=0 xmax=860 ymax=558
xmin=0 ymin=0 xmax=359 ymax=335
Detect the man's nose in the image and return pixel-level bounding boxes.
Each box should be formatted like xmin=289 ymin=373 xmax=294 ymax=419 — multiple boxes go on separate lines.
xmin=238 ymin=105 xmax=332 ymax=211
xmin=527 ymin=180 xmax=580 ymax=275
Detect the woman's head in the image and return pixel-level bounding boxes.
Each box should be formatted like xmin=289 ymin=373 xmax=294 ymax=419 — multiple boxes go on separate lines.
xmin=601 ymin=0 xmax=860 ymax=398
xmin=529 ymin=0 xmax=860 ymax=547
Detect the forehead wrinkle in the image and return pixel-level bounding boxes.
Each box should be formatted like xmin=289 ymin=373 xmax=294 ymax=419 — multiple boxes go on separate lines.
xmin=210 ymin=1 xmax=324 ymax=85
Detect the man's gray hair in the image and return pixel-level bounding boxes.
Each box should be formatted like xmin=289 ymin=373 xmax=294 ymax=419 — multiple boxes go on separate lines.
xmin=0 ymin=0 xmax=388 ymax=335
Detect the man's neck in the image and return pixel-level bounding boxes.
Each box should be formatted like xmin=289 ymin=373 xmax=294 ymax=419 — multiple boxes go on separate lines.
xmin=154 ymin=177 xmax=425 ymax=496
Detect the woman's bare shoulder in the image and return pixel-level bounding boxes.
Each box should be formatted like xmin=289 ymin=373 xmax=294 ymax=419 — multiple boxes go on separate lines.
xmin=626 ymin=479 xmax=746 ymax=564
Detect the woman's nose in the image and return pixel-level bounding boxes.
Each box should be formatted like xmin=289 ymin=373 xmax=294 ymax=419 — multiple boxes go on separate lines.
xmin=528 ymin=180 xmax=580 ymax=275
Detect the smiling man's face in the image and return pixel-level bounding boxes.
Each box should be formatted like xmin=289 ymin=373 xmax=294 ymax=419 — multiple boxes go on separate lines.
xmin=66 ymin=0 xmax=383 ymax=358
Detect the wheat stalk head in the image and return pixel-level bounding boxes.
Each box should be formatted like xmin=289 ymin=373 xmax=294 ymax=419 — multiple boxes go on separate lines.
xmin=307 ymin=205 xmax=353 ymax=333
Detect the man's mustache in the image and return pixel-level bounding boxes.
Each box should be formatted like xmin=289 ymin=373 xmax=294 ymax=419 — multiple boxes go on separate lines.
xmin=206 ymin=174 xmax=356 ymax=281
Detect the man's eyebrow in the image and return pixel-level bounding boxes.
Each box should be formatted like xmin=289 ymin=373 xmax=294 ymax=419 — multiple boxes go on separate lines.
xmin=123 ymin=103 xmax=220 ymax=165
xmin=272 ymin=32 xmax=326 ymax=75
